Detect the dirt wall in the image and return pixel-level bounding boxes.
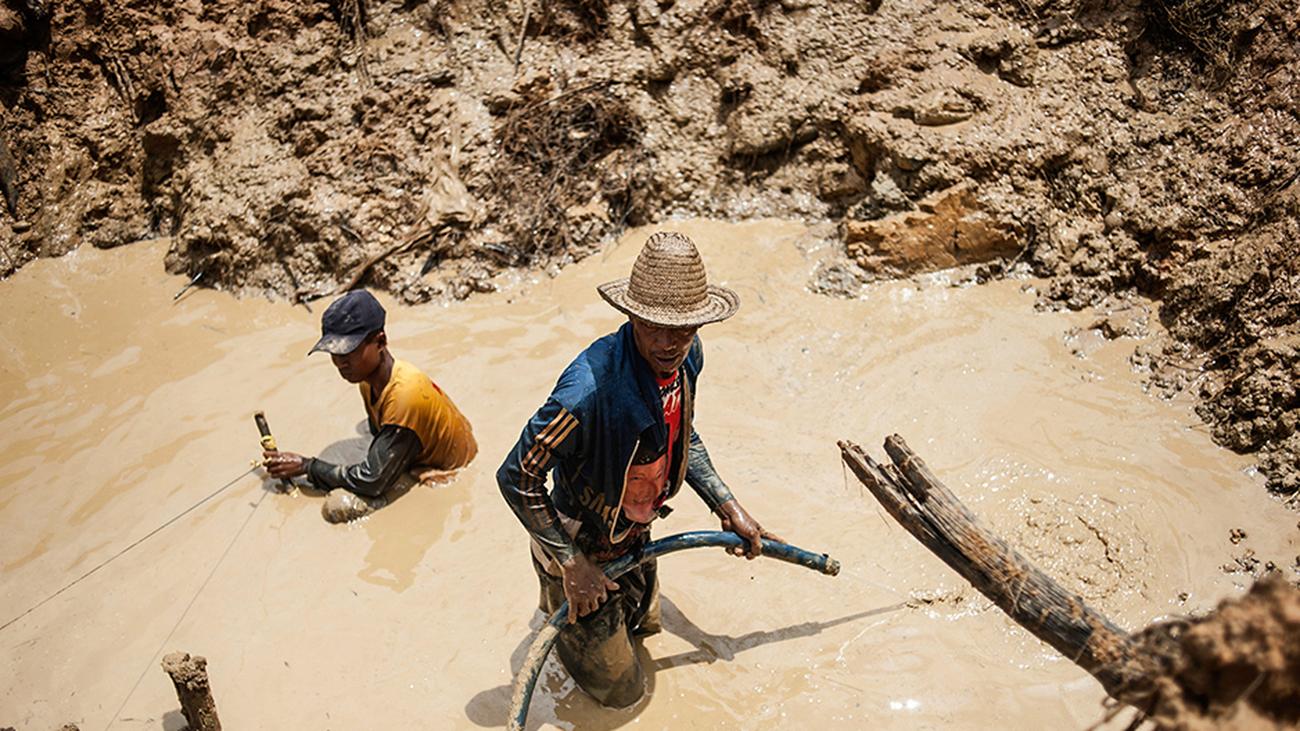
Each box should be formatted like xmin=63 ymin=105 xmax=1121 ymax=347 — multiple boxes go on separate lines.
xmin=0 ymin=0 xmax=1297 ymax=491
xmin=1135 ymin=577 xmax=1300 ymax=730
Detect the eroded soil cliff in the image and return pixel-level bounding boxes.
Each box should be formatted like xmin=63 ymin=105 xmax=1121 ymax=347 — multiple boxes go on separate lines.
xmin=0 ymin=0 xmax=1297 ymax=491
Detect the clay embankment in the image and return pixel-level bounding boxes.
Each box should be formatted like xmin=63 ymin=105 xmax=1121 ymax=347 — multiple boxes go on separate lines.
xmin=1 ymin=1 xmax=1297 ymax=486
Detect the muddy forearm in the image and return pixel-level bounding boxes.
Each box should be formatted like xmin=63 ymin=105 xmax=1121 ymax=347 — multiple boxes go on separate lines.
xmin=498 ymin=471 xmax=580 ymax=565
xmin=306 ymin=425 xmax=423 ymax=497
xmin=497 ymin=399 xmax=583 ymax=564
xmin=529 ymin=520 xmax=580 ymax=566
xmin=685 ymin=432 xmax=734 ymax=512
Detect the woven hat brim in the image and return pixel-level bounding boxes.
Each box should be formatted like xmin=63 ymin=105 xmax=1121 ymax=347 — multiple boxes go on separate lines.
xmin=597 ymin=278 xmax=740 ymax=327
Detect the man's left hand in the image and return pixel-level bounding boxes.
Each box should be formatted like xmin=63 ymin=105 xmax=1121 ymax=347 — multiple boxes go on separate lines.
xmin=716 ymin=499 xmax=783 ymax=559
xmin=263 ymin=450 xmax=308 ymax=479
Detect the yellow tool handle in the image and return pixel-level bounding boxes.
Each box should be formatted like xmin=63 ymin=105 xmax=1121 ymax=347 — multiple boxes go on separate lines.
xmin=254 ymin=411 xmax=293 ymax=491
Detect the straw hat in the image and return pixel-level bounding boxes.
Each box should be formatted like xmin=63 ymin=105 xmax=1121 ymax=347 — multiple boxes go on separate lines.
xmin=597 ymin=231 xmax=740 ymax=327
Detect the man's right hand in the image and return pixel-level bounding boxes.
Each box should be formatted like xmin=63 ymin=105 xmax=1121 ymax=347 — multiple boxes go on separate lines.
xmin=559 ymin=552 xmax=619 ymax=623
xmin=263 ymin=450 xmax=308 ymax=479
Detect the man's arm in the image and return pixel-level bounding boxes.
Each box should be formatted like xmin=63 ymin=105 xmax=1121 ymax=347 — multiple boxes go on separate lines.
xmin=685 ymin=429 xmax=783 ymax=559
xmin=682 ymin=339 xmax=736 ymax=509
xmin=305 ymin=424 xmax=422 ymax=496
xmin=681 ymin=340 xmax=780 ymax=557
xmin=497 ymin=395 xmax=620 ymax=621
xmin=684 ymin=430 xmax=735 ymax=511
xmin=497 ymin=398 xmax=583 ymax=564
xmin=263 ymin=424 xmax=423 ymax=497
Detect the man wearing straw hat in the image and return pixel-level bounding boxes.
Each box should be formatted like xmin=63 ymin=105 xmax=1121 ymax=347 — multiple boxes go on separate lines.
xmin=498 ymin=231 xmax=780 ymax=708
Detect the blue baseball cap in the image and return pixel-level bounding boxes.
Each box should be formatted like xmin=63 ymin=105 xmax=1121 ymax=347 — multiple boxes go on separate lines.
xmin=308 ymin=289 xmax=386 ymax=355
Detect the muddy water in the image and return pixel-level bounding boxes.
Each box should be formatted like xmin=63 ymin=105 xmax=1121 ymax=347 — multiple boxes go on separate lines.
xmin=1 ymin=221 xmax=1296 ymax=730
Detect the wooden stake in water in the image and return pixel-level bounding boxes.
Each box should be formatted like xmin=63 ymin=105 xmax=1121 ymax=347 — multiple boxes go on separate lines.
xmin=161 ymin=652 xmax=222 ymax=731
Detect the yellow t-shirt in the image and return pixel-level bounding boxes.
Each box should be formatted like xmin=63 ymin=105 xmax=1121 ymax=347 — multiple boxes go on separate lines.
xmin=359 ymin=359 xmax=477 ymax=470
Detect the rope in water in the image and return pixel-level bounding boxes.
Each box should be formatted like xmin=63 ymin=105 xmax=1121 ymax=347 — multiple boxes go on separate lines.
xmin=104 ymin=484 xmax=271 ymax=731
xmin=0 ymin=464 xmax=260 ymax=633
xmin=507 ymin=531 xmax=840 ymax=731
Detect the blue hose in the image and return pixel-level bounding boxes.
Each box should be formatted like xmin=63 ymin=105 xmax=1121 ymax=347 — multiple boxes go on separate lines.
xmin=506 ymin=531 xmax=840 ymax=730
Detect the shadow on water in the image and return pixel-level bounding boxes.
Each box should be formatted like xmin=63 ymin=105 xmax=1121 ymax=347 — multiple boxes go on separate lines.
xmin=162 ymin=709 xmax=188 ymax=730
xmin=315 ymin=423 xmax=474 ymax=593
xmin=463 ymin=596 xmax=907 ymax=730
xmin=649 ymin=597 xmax=910 ymax=670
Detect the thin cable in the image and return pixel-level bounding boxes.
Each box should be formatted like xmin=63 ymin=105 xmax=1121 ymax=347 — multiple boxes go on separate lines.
xmin=1 ymin=465 xmax=259 ymax=633
xmin=104 ymin=486 xmax=270 ymax=731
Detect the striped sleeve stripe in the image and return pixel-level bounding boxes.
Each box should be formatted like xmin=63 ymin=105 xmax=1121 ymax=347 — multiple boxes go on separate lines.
xmin=517 ymin=409 xmax=578 ymax=528
xmin=522 ymin=409 xmax=576 ymax=474
xmin=524 ymin=414 xmax=578 ymax=475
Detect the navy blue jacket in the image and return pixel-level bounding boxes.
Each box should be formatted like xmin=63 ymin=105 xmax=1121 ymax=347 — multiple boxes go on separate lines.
xmin=497 ymin=322 xmax=734 ymax=564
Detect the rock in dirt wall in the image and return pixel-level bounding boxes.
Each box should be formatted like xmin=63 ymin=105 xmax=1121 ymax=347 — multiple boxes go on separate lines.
xmin=0 ymin=0 xmax=1297 ymax=494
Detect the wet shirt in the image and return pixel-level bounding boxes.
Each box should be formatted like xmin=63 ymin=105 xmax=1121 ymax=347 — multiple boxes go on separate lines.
xmin=360 ymin=359 xmax=477 ymax=470
xmin=498 ymin=326 xmax=735 ymax=567
xmin=307 ymin=360 xmax=477 ymax=496
xmin=624 ymin=372 xmax=682 ymax=514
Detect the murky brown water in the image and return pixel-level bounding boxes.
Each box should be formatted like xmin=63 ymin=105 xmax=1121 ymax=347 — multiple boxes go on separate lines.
xmin=2 ymin=221 xmax=1296 ymax=730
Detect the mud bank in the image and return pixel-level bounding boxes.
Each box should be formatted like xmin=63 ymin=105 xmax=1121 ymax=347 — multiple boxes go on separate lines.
xmin=1136 ymin=577 xmax=1300 ymax=730
xmin=2 ymin=0 xmax=1297 ymax=491
xmin=1 ymin=221 xmax=1297 ymax=729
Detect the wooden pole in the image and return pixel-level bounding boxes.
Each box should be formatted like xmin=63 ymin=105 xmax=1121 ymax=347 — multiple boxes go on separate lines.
xmin=161 ymin=652 xmax=222 ymax=731
xmin=838 ymin=436 xmax=1157 ymax=704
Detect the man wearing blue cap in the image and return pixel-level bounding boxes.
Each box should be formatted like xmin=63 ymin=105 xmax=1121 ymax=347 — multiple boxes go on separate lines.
xmin=263 ymin=289 xmax=477 ymax=517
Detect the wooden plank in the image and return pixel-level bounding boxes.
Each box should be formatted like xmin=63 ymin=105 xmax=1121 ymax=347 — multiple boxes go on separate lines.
xmin=840 ymin=436 xmax=1157 ymax=702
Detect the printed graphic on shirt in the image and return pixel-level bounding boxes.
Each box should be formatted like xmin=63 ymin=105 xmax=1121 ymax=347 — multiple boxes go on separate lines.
xmin=658 ymin=371 xmax=681 ymax=452
xmin=622 ymin=371 xmax=683 ymax=524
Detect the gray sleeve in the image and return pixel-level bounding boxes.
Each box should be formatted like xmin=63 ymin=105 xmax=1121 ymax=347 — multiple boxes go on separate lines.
xmin=305 ymin=424 xmax=423 ymax=497
xmin=685 ymin=430 xmax=735 ymax=512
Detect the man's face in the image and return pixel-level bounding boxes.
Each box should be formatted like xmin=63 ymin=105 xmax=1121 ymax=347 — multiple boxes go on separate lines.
xmin=630 ymin=317 xmax=698 ymax=379
xmin=330 ymin=332 xmax=384 ymax=383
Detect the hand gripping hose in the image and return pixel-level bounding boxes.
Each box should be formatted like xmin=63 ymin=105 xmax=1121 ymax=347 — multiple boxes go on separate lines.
xmin=507 ymin=531 xmax=840 ymax=730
